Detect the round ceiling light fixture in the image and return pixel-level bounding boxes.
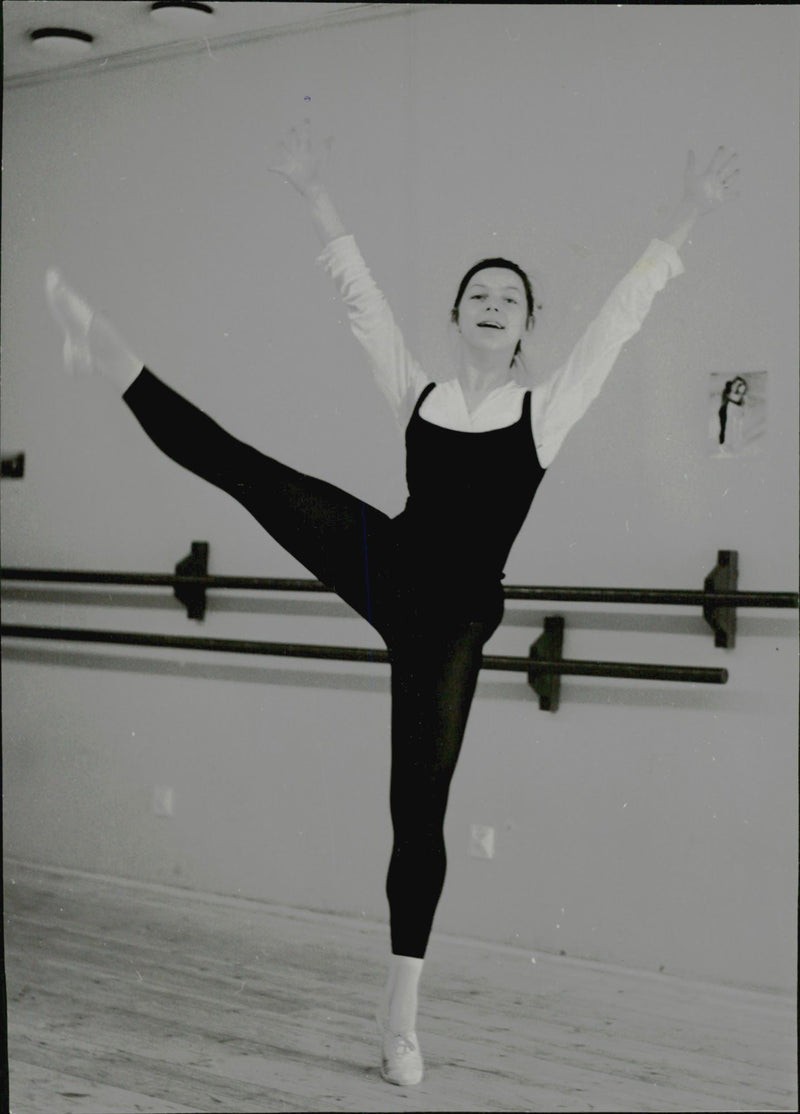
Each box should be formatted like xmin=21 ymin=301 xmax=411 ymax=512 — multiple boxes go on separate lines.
xmin=150 ymin=2 xmax=216 ymax=28
xmin=28 ymin=27 xmax=95 ymax=58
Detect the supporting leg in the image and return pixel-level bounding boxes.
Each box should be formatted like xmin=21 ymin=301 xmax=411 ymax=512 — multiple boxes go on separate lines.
xmin=379 ymin=615 xmax=499 ymax=1084
xmin=386 ymin=624 xmax=487 ymax=959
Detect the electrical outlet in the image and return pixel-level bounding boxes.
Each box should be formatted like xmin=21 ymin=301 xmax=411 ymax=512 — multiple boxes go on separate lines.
xmin=469 ymin=824 xmax=495 ymax=859
xmin=152 ymin=785 xmax=174 ymax=817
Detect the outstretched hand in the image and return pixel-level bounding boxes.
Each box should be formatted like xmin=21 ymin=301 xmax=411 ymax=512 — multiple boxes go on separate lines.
xmin=267 ymin=119 xmax=332 ymax=198
xmin=683 ymin=147 xmax=740 ymax=216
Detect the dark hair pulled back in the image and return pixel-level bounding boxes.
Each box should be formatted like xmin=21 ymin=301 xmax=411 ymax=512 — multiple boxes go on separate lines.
xmin=450 ymin=258 xmax=536 ymax=361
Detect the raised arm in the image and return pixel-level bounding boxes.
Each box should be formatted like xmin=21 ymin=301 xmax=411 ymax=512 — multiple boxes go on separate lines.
xmin=657 ymin=146 xmax=740 ymax=250
xmin=267 ymin=119 xmax=346 ymax=246
xmin=267 ymin=120 xmax=429 ymax=421
xmin=533 ymin=147 xmax=741 ymax=468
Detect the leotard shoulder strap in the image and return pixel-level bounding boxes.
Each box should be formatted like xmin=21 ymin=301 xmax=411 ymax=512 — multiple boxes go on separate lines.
xmin=410 ymin=381 xmax=437 ymax=422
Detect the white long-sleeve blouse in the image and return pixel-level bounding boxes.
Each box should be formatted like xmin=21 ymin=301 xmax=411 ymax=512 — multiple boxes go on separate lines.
xmin=316 ymin=234 xmax=684 ymax=469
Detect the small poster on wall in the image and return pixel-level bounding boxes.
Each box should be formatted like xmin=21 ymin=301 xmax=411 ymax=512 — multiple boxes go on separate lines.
xmin=708 ymin=371 xmax=767 ymax=458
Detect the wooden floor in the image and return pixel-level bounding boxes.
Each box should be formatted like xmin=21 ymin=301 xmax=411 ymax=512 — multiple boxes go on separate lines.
xmin=4 ymin=862 xmax=796 ymax=1113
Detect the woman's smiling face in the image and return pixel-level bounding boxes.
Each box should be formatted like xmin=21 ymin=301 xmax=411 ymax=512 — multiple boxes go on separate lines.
xmin=456 ymin=267 xmax=529 ymax=360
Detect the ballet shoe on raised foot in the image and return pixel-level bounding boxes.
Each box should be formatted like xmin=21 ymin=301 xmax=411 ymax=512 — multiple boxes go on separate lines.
xmin=45 ymin=267 xmax=95 ymax=375
xmin=376 ymin=1015 xmax=424 ymax=1086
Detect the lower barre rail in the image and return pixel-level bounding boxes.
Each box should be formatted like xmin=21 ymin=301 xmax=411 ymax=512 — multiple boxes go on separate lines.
xmin=1 ymin=623 xmax=729 ymax=689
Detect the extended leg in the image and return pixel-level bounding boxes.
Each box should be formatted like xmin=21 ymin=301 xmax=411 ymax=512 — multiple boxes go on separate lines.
xmin=45 ymin=271 xmax=395 ymax=631
xmin=121 ymin=368 xmax=395 ymax=632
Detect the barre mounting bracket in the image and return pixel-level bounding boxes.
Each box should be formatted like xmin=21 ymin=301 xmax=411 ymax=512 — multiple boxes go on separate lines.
xmin=703 ymin=549 xmax=738 ymax=649
xmin=1 ymin=453 xmax=25 ymax=479
xmin=175 ymin=541 xmax=209 ymax=621
xmin=528 ymin=615 xmax=564 ymax=713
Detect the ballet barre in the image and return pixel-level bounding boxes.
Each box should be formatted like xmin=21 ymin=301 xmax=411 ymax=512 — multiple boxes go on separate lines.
xmin=2 ymin=545 xmax=796 ymax=644
xmin=0 ymin=620 xmax=727 ymax=713
xmin=3 ymin=546 xmax=797 ymax=711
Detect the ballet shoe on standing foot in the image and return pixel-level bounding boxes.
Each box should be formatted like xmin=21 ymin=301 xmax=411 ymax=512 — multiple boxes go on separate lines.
xmin=45 ymin=268 xmax=96 ymax=376
xmin=376 ymin=1014 xmax=424 ymax=1086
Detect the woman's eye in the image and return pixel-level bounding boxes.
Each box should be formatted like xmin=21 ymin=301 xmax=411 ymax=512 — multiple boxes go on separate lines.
xmin=470 ymin=294 xmax=486 ymax=301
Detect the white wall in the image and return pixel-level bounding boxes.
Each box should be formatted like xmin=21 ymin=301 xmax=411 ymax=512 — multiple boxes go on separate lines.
xmin=3 ymin=4 xmax=797 ymax=991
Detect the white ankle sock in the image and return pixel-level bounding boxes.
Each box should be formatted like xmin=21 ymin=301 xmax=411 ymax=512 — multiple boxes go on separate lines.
xmin=383 ymin=954 xmax=424 ymax=1035
xmin=45 ymin=268 xmax=143 ymax=392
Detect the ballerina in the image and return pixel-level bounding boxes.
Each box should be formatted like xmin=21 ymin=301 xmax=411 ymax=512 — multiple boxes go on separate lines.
xmin=46 ymin=128 xmax=738 ymax=1086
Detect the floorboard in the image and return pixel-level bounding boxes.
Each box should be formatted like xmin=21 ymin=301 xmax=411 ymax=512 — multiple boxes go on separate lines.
xmin=5 ymin=861 xmax=796 ymax=1113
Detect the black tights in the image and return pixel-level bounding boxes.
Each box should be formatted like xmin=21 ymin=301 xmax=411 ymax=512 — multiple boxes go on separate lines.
xmin=123 ymin=369 xmax=500 ymax=957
